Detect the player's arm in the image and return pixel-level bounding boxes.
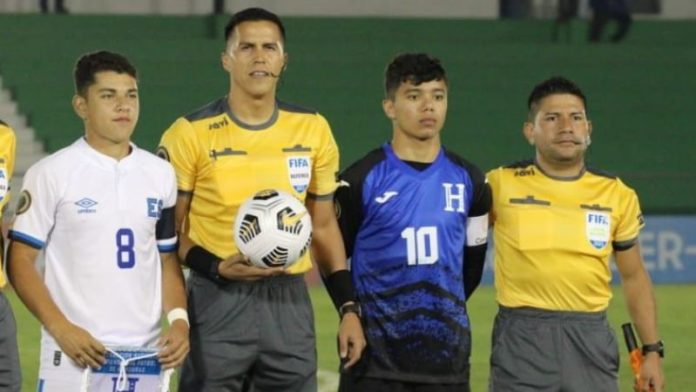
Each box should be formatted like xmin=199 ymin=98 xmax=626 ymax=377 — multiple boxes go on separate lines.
xmin=174 ymin=193 xmax=282 ymax=282
xmin=463 ymin=175 xmax=492 ymax=300
xmin=158 ymin=250 xmax=189 ymax=369
xmin=306 ymin=197 xmax=348 ymax=276
xmin=154 ymin=197 xmax=189 ymax=369
xmin=7 ymin=240 xmax=106 ymax=368
xmin=334 ymin=178 xmax=362 ymax=259
xmin=615 ymin=243 xmax=664 ymax=392
xmin=173 ymin=193 xmax=197 ymax=267
xmin=306 ymin=196 xmax=366 ymax=369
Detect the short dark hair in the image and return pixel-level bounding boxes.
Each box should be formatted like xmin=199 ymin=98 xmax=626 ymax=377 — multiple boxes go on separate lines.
xmin=74 ymin=51 xmax=137 ymax=97
xmin=224 ymin=7 xmax=286 ymax=43
xmin=384 ymin=53 xmax=447 ymax=99
xmin=527 ymin=76 xmax=587 ymax=121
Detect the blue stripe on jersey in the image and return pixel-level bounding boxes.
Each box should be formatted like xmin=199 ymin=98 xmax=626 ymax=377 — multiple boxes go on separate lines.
xmin=37 ymin=379 xmax=44 ymax=392
xmin=157 ymin=243 xmax=177 ymax=253
xmin=8 ymin=230 xmax=45 ymax=249
xmin=350 ymin=143 xmax=475 ymax=378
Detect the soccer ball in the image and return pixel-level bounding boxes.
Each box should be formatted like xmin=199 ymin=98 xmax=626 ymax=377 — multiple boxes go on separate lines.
xmin=233 ymin=189 xmax=313 ymax=268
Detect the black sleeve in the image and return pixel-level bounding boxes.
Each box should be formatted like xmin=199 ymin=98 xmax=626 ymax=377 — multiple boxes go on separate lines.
xmin=464 ymin=244 xmax=487 ymax=299
xmin=468 ymin=168 xmax=492 ymax=218
xmin=463 ymin=167 xmax=492 ymax=300
xmin=325 ymin=152 xmax=379 ymax=308
xmin=333 ymin=147 xmax=384 ymax=260
xmin=334 ymin=175 xmax=364 ymax=259
xmin=155 ymin=206 xmax=176 ymax=241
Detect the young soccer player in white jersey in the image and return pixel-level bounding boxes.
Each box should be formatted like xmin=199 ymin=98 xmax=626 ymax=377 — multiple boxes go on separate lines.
xmin=7 ymin=51 xmax=189 ymax=391
xmin=0 ymin=119 xmax=21 ymax=391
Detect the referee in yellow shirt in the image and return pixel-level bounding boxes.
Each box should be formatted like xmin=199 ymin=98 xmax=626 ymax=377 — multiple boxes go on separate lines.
xmin=487 ymin=77 xmax=664 ymax=392
xmin=0 ymin=119 xmax=20 ymax=390
xmin=158 ymin=7 xmax=365 ymax=391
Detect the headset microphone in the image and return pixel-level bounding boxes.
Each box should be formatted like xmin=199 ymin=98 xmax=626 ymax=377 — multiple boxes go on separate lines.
xmin=268 ymin=64 xmax=287 ymax=78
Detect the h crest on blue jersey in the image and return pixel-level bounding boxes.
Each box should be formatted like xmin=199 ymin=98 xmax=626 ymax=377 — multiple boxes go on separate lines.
xmin=147 ymin=198 xmax=163 ymax=218
xmin=442 ymin=183 xmax=466 ymax=212
xmin=287 ymin=156 xmax=311 ymax=193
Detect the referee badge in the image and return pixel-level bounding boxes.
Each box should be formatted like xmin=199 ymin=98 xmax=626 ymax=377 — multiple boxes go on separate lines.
xmin=586 ymin=211 xmax=611 ymax=250
xmin=286 ymin=156 xmax=311 ymax=193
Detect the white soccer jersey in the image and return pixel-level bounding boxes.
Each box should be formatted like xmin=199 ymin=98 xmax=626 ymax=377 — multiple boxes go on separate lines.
xmin=10 ymin=138 xmax=177 ymax=347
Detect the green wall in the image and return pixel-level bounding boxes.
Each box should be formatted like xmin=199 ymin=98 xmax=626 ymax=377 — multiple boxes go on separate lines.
xmin=1 ymin=15 xmax=694 ymax=213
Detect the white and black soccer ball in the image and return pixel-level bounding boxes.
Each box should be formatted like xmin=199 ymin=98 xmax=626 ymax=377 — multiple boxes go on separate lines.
xmin=233 ymin=189 xmax=312 ymax=269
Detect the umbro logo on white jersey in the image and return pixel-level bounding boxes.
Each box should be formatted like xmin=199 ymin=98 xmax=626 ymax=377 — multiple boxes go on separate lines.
xmin=75 ymin=198 xmax=98 ymax=214
xmin=375 ymin=191 xmax=398 ymax=204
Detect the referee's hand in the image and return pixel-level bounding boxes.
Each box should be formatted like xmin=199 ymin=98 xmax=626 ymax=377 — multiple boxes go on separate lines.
xmin=217 ymin=253 xmax=285 ymax=281
xmin=49 ymin=320 xmax=106 ymax=369
xmin=637 ymin=353 xmax=664 ymax=392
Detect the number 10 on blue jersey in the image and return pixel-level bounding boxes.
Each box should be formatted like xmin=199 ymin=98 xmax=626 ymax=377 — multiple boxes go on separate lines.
xmin=401 ymin=226 xmax=439 ymax=265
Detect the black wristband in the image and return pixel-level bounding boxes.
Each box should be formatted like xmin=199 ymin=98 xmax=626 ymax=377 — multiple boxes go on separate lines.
xmin=339 ymin=302 xmax=362 ymax=319
xmin=642 ymin=340 xmax=665 ymax=358
xmin=185 ymin=245 xmax=223 ymax=282
xmin=324 ymin=270 xmax=357 ymax=311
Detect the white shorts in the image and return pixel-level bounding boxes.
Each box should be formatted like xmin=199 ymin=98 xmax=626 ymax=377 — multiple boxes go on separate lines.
xmin=38 ymin=341 xmax=172 ymax=392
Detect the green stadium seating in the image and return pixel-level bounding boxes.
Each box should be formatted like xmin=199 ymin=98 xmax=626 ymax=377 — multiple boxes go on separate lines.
xmin=1 ymin=15 xmax=694 ymax=213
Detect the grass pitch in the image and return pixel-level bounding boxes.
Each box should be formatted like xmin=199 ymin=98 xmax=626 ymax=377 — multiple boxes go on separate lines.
xmin=7 ymin=284 xmax=693 ymax=391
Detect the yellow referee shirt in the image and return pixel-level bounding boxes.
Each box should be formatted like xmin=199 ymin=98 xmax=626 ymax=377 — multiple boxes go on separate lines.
xmin=487 ymin=160 xmax=644 ymax=312
xmin=159 ymin=98 xmax=339 ymax=274
xmin=0 ymin=121 xmax=16 ymax=288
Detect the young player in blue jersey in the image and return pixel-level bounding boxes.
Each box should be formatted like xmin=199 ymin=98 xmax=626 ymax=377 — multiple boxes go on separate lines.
xmin=335 ymin=53 xmax=491 ymax=392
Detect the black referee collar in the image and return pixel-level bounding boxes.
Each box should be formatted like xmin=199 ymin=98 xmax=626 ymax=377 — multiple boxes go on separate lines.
xmin=534 ymin=159 xmax=586 ymax=181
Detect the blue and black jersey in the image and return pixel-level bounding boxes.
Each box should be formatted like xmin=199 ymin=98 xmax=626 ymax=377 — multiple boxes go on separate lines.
xmin=335 ymin=143 xmax=491 ymax=383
